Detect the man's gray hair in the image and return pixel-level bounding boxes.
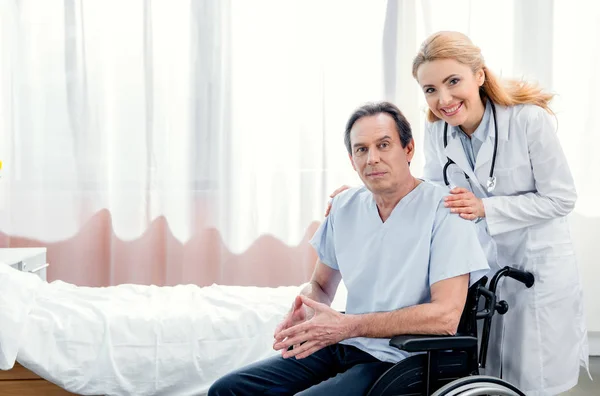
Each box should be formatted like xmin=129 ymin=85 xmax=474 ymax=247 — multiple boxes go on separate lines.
xmin=344 ymin=102 xmax=413 ymax=154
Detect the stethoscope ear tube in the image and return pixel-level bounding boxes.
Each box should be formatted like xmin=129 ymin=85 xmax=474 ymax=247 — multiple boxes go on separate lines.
xmin=442 ymin=158 xmax=452 ymax=186
xmin=487 ymin=101 xmax=499 ymax=192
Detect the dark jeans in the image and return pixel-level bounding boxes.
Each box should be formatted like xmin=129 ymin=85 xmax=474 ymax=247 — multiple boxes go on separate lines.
xmin=208 ymin=343 xmax=395 ymax=395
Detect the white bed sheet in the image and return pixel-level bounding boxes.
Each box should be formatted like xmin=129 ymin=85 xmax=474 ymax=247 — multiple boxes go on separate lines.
xmin=0 ymin=264 xmax=347 ymax=395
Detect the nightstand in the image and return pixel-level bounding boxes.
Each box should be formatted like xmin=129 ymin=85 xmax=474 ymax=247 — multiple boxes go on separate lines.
xmin=0 ymin=248 xmax=48 ymax=282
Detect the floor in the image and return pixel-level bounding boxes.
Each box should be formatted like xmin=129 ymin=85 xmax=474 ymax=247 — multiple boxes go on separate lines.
xmin=562 ymin=356 xmax=599 ymax=395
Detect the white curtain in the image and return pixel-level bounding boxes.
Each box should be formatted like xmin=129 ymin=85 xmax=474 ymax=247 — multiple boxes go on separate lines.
xmin=0 ymin=0 xmax=386 ymax=252
xmin=0 ymin=0 xmax=388 ymax=287
xmin=226 ymin=0 xmax=387 ymax=251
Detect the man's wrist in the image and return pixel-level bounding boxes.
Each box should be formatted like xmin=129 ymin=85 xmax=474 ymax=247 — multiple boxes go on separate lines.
xmin=342 ymin=314 xmax=362 ymax=339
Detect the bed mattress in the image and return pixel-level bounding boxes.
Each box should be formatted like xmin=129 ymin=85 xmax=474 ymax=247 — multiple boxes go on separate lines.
xmin=0 ymin=264 xmax=346 ymax=395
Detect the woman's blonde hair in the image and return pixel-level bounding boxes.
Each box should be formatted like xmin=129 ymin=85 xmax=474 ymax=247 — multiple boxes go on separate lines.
xmin=412 ymin=31 xmax=554 ymax=122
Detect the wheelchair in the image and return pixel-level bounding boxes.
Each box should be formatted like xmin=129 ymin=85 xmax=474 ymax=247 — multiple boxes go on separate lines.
xmin=365 ymin=266 xmax=535 ymax=396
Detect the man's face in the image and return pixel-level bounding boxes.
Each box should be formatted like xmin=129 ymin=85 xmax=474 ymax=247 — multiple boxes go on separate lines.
xmin=349 ymin=113 xmax=414 ymax=195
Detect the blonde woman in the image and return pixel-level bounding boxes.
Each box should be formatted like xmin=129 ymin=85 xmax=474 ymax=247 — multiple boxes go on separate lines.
xmin=326 ymin=31 xmax=589 ymax=395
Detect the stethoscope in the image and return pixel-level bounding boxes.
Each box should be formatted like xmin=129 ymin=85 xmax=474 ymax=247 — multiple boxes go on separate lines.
xmin=443 ymin=100 xmax=498 ymax=193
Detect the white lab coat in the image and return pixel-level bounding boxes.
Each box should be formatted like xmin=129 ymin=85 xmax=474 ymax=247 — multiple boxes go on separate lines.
xmin=422 ymin=103 xmax=589 ymax=395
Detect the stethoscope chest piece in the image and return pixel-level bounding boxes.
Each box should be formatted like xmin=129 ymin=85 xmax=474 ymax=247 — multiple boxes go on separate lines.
xmin=486 ymin=176 xmax=497 ymax=193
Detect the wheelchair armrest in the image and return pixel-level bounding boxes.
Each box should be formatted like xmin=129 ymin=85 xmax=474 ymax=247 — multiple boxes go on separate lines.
xmin=389 ymin=334 xmax=478 ymax=353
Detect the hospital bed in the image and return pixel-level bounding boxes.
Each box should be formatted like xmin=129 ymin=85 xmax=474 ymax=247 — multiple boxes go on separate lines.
xmin=0 ymin=262 xmax=329 ymax=395
xmin=0 ymin=257 xmax=530 ymax=396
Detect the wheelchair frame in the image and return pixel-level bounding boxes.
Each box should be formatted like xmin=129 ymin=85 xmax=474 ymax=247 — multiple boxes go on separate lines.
xmin=366 ymin=266 xmax=535 ymax=396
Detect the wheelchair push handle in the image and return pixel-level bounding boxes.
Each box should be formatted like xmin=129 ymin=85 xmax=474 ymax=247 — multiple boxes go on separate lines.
xmin=478 ymin=267 xmax=534 ymax=370
xmin=504 ymin=267 xmax=535 ymax=288
xmin=489 ymin=266 xmax=535 ymax=294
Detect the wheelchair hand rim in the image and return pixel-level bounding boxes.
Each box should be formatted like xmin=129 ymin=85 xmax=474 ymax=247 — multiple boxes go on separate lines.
xmin=430 ymin=375 xmax=525 ymax=396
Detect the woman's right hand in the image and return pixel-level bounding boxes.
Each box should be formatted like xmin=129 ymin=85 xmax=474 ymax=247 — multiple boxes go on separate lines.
xmin=324 ymin=185 xmax=351 ymax=216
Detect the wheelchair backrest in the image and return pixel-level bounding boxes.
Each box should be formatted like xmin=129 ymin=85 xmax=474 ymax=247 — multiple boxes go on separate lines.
xmin=456 ymin=276 xmax=488 ymax=337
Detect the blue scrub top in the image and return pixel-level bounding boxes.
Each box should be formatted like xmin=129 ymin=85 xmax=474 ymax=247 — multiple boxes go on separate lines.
xmin=310 ymin=181 xmax=489 ymax=363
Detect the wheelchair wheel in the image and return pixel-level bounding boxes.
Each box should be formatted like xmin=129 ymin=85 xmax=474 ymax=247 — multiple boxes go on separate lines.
xmin=430 ymin=375 xmax=525 ymax=396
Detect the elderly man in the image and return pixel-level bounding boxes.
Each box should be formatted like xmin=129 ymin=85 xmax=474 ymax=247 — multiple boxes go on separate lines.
xmin=208 ymin=102 xmax=489 ymax=395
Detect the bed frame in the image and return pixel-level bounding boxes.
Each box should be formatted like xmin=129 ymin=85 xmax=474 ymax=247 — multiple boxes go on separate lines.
xmin=0 ymin=362 xmax=77 ymax=395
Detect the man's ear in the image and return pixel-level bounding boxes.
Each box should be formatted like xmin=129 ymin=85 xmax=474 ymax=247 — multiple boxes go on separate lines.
xmin=405 ymin=139 xmax=415 ymax=163
xmin=348 ymin=153 xmax=356 ymax=171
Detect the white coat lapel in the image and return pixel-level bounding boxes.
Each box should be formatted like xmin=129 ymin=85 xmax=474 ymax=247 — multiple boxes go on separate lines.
xmin=473 ymin=134 xmax=494 ymax=188
xmin=474 ymin=103 xmax=509 ymax=189
xmin=474 ymin=137 xmax=493 ymax=172
xmin=444 ymin=130 xmax=486 ymax=197
xmin=473 ymin=135 xmax=496 ymax=199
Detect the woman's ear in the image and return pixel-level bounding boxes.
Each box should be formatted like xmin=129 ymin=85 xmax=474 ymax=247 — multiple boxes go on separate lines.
xmin=476 ymin=68 xmax=485 ymax=87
